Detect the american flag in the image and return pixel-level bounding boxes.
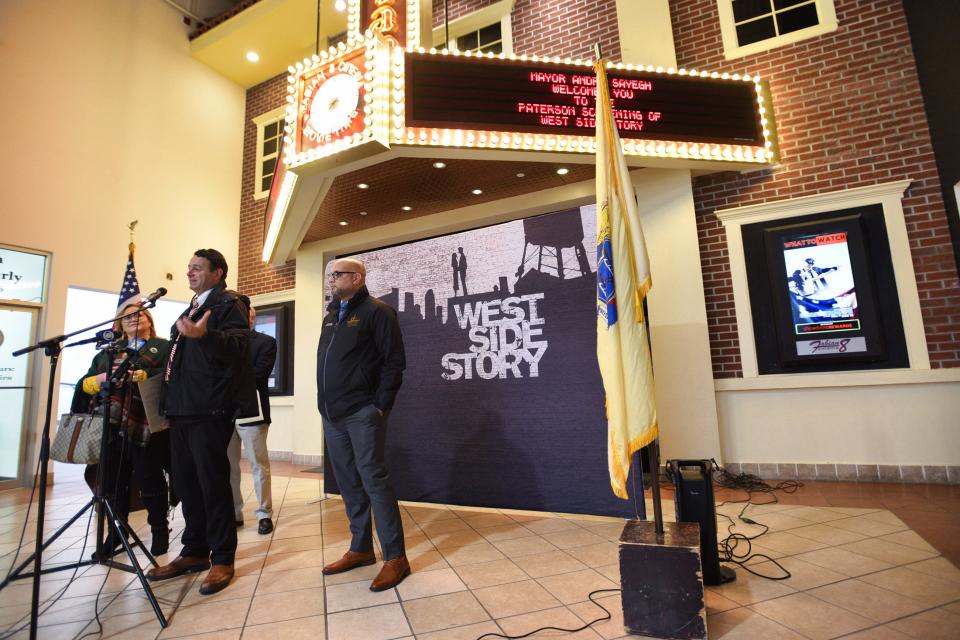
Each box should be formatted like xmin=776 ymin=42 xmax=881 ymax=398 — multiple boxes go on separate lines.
xmin=117 ymin=246 xmax=141 ymax=310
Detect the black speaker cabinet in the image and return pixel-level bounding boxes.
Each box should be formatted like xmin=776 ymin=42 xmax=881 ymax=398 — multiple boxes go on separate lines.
xmin=668 ymin=459 xmax=736 ymax=586
xmin=619 ymin=520 xmax=707 ymax=639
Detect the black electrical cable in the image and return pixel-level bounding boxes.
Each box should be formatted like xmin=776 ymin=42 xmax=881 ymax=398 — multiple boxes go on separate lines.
xmin=0 ymin=508 xmax=96 ymax=640
xmin=708 ymin=459 xmax=801 ymax=581
xmin=1 ymin=452 xmax=42 ymax=583
xmin=476 ymin=588 xmax=620 ymax=640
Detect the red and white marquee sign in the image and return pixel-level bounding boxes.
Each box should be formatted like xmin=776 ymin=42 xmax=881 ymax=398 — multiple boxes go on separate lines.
xmin=296 ymin=48 xmax=368 ymax=153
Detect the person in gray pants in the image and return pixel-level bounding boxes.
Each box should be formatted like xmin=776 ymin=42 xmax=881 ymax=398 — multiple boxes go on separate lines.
xmin=228 ymin=295 xmax=277 ymax=535
xmin=317 ymin=257 xmax=408 ymax=592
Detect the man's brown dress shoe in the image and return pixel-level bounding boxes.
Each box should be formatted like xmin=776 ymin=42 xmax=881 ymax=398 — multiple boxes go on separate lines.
xmin=199 ymin=564 xmax=234 ymax=595
xmin=322 ymin=550 xmax=376 ymax=575
xmin=370 ymin=555 xmax=410 ymax=592
xmin=146 ymin=555 xmax=211 ymax=581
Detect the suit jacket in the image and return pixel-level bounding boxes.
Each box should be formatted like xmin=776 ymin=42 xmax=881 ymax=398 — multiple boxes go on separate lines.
xmin=160 ymin=284 xmax=257 ymax=419
xmin=246 ymin=329 xmax=277 ymax=426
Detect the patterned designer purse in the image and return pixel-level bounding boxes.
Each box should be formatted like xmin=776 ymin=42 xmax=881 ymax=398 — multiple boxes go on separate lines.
xmin=50 ymin=413 xmax=103 ymax=464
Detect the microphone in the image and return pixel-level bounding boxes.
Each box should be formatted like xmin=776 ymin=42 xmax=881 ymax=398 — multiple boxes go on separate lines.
xmin=144 ymin=287 xmax=167 ymax=304
xmin=66 ymin=329 xmax=119 ymax=348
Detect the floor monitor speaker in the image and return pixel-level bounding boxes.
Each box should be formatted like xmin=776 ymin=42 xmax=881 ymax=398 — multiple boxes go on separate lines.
xmin=667 ymin=459 xmax=736 ymax=586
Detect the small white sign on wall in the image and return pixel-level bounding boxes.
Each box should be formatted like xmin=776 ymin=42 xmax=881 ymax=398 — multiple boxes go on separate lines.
xmin=0 ymin=247 xmax=48 ymax=303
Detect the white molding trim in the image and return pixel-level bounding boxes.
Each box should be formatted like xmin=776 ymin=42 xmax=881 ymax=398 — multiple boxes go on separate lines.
xmin=715 ymin=367 xmax=960 ymax=392
xmin=715 ymin=179 xmax=929 ymax=378
xmin=250 ymin=289 xmax=295 ymax=306
xmin=252 ymin=106 xmax=286 ymax=201
xmin=716 ymin=180 xmax=912 ymax=225
xmin=716 ymin=0 xmax=838 ymax=61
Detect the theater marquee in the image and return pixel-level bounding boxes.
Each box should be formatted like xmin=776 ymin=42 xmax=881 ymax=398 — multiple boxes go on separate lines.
xmin=281 ymin=44 xmax=774 ymax=163
xmin=263 ymin=0 xmax=778 ymax=261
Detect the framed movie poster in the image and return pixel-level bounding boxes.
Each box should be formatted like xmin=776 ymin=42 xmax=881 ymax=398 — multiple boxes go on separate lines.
xmin=743 ymin=204 xmax=909 ymax=374
xmin=254 ymin=302 xmax=295 ymax=395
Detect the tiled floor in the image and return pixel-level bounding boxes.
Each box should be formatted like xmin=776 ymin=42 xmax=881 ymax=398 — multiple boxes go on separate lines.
xmin=0 ymin=467 xmax=958 ymax=639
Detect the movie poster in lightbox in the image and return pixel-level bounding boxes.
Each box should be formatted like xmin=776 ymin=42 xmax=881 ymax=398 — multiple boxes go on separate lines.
xmin=782 ymin=231 xmax=859 ymax=335
xmin=323 ymin=206 xmax=636 ymax=517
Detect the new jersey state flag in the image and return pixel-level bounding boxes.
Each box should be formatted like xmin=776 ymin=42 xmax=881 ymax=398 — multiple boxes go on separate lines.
xmin=594 ymin=59 xmax=658 ymax=499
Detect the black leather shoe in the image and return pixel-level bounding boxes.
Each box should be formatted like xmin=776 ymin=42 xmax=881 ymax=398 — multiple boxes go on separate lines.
xmin=257 ymin=518 xmax=274 ymax=535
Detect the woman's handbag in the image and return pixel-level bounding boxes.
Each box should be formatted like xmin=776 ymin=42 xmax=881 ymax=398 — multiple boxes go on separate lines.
xmin=50 ymin=413 xmax=103 ymax=464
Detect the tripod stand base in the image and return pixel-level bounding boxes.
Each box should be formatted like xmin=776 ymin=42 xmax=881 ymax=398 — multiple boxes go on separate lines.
xmin=0 ymin=496 xmax=168 ymax=629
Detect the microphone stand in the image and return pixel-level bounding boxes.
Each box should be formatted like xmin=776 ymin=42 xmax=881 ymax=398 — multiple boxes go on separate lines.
xmin=0 ymin=299 xmax=167 ymax=638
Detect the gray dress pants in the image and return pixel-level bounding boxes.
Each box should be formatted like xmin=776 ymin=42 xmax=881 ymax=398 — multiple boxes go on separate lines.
xmin=322 ymin=404 xmax=405 ymax=560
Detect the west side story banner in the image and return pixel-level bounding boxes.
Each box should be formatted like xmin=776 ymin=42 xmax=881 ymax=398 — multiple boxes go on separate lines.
xmin=324 ymin=205 xmax=636 ymax=517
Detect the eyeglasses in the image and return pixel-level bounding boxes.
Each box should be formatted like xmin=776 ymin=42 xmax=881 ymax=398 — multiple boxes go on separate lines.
xmin=327 ymin=271 xmax=358 ymax=280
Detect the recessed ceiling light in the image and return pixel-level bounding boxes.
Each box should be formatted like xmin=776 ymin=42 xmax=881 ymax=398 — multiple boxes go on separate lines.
xmin=334 ymin=0 xmax=347 ymax=10
xmin=338 ymin=221 xmax=348 ymax=226
xmin=433 ymin=161 xmax=446 ymax=169
xmin=245 ymin=51 xmax=260 ymax=63
xmin=516 ymin=172 xmax=525 ymax=177
xmin=472 ymin=189 xmax=483 ymax=195
xmin=401 ymin=205 xmax=412 ymax=211
xmin=357 ymin=183 xmax=369 ymax=189
xmin=556 ymin=167 xmax=569 ymax=175
xmin=359 ymin=211 xmax=368 ymax=216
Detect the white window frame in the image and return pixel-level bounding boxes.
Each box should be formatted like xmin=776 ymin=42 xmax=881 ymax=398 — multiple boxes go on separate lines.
xmin=252 ymin=106 xmax=286 ymax=201
xmin=715 ymin=180 xmax=930 ymax=384
xmin=717 ymin=0 xmax=838 ymax=61
xmin=432 ymin=0 xmax=514 ymax=54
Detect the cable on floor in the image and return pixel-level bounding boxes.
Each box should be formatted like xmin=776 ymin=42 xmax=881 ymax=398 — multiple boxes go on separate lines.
xmin=476 ymin=588 xmax=620 ymax=640
xmin=709 ymin=458 xmax=801 ymax=581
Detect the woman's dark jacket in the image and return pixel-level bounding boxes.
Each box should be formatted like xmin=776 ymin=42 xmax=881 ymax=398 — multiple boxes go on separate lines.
xmin=70 ymin=337 xmax=170 ymax=446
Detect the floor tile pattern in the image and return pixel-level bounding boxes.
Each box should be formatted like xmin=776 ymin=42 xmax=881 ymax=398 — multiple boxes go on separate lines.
xmin=0 ymin=467 xmax=957 ymax=639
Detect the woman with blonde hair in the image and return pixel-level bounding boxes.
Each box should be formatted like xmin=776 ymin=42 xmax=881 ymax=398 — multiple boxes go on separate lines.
xmin=72 ymin=302 xmax=172 ymax=556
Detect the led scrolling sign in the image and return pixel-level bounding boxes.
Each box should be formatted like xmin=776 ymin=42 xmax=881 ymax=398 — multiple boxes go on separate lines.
xmin=405 ymin=53 xmax=765 ymax=146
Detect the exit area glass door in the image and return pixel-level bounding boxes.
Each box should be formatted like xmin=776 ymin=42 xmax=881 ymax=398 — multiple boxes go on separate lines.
xmin=0 ymin=304 xmax=38 ymax=485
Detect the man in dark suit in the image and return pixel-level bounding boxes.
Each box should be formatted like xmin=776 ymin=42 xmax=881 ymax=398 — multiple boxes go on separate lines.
xmin=148 ymin=248 xmax=256 ymax=596
xmin=228 ymin=295 xmax=277 ymax=535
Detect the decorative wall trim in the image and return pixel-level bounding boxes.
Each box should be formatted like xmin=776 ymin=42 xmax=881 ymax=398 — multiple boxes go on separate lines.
xmin=725 ymin=462 xmax=960 ymax=484
xmin=714 ymin=367 xmax=960 ymax=392
xmin=291 ymin=453 xmax=324 ymax=467
xmin=251 ymin=289 xmax=295 ymax=306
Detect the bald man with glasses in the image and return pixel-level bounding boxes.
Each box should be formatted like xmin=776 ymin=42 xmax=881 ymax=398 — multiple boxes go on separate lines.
xmin=317 ymin=258 xmax=409 ymax=591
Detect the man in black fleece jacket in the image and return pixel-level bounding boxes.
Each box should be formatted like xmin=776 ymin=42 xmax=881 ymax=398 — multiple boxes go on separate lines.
xmin=317 ymin=257 xmax=409 ymax=592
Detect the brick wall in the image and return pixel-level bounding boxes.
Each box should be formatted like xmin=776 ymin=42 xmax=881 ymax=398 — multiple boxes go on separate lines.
xmin=670 ymin=0 xmax=960 ymax=376
xmin=236 ymin=72 xmax=296 ymax=297
xmin=432 ymin=0 xmax=622 ymax=60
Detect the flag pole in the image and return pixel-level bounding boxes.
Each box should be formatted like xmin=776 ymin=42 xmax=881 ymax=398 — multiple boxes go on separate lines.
xmin=127 ymin=219 xmax=138 ymax=255
xmin=641 ymin=296 xmax=664 ymax=536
